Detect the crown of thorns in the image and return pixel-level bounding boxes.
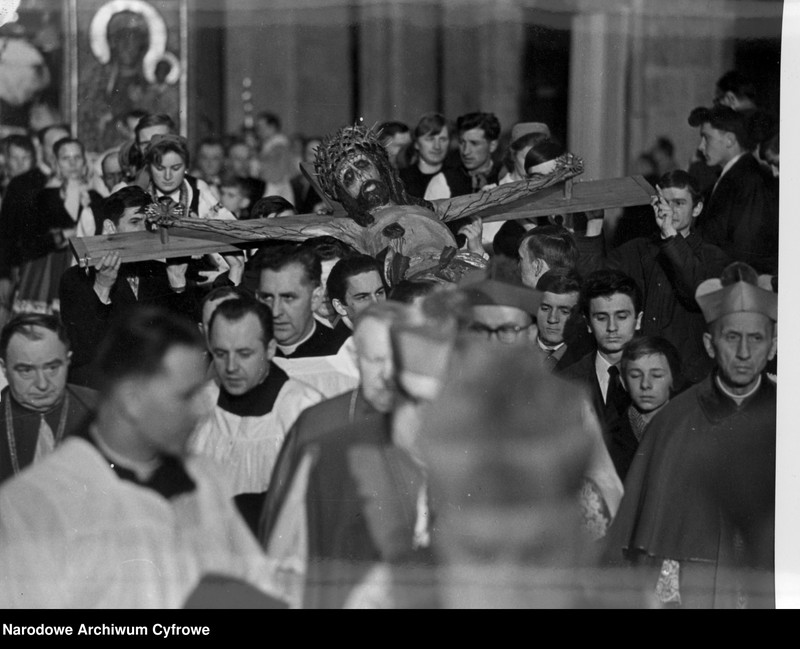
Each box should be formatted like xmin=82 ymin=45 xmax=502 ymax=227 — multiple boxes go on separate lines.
xmin=314 ymin=123 xmax=390 ymax=199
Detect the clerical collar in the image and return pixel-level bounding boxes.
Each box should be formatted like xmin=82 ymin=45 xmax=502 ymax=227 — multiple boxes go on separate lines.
xmin=89 ymin=423 xmax=161 ymax=482
xmin=84 ymin=423 xmax=195 ymax=499
xmin=277 ymin=321 xmax=317 ymax=357
xmin=217 ymin=363 xmax=289 ymax=417
xmin=715 ymin=373 xmax=761 ymax=406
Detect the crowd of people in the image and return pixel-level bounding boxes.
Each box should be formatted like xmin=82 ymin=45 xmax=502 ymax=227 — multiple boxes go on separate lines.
xmin=0 ymin=66 xmax=781 ymax=609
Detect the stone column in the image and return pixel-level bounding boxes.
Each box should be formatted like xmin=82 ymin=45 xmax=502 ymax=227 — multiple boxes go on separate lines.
xmin=357 ymin=0 xmax=441 ymax=126
xmin=568 ymin=9 xmax=632 ymax=183
xmin=626 ymin=0 xmax=737 ymax=172
xmin=441 ymin=0 xmax=525 ymax=131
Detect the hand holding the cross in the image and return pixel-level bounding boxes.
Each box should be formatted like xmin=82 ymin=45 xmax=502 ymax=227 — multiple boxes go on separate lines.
xmin=220 ymin=251 xmax=245 ymax=286
xmin=166 ymin=258 xmax=189 ymax=292
xmin=93 ymin=250 xmax=121 ymax=304
xmin=458 ymin=217 xmax=486 ymax=257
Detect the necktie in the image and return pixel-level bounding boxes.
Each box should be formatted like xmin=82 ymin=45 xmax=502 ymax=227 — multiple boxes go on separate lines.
xmin=471 ymin=172 xmax=488 ymax=192
xmin=606 ymin=364 xmax=625 ymax=412
xmin=33 ymin=415 xmax=56 ymax=462
xmin=544 ymin=348 xmax=558 ymax=370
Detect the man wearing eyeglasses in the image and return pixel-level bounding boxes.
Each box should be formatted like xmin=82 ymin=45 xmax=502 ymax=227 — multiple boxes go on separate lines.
xmin=460 ymin=278 xmax=541 ymax=346
xmin=458 ymin=275 xmax=624 ymax=541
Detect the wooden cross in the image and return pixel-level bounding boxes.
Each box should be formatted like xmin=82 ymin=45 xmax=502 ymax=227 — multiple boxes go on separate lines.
xmin=69 ymin=168 xmax=655 ymax=268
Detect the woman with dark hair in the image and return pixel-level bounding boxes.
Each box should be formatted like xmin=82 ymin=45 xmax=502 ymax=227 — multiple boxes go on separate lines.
xmin=398 ymin=112 xmax=451 ymax=199
xmin=144 ymin=134 xmax=244 ymax=286
xmin=524 ymin=137 xmax=567 ymax=179
xmin=501 ymin=130 xmax=550 ymax=184
xmin=143 ymin=133 xmax=235 ymax=221
xmin=481 ymin=125 xmax=551 ymax=251
xmin=491 ymin=136 xmax=568 ymax=259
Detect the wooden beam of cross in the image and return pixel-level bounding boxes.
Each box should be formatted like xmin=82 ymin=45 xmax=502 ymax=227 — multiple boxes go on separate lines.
xmin=69 ymin=171 xmax=655 ymax=268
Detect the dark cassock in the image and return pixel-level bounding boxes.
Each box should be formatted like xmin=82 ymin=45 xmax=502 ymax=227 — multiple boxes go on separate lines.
xmin=260 ymin=415 xmax=436 ymax=609
xmin=0 ymin=384 xmax=97 ymax=485
xmin=602 ymin=268 xmax=777 ymax=608
xmin=258 ymin=387 xmax=390 ymax=543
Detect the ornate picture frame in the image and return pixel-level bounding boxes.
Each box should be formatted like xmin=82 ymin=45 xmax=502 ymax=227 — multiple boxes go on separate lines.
xmin=67 ymin=0 xmax=187 ymax=153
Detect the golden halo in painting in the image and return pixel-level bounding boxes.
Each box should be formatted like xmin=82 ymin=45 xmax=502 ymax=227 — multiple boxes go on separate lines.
xmin=145 ymin=49 xmax=181 ymax=85
xmin=89 ymin=0 xmax=168 ymax=76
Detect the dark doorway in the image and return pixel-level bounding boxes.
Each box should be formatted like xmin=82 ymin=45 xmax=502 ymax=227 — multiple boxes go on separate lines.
xmin=518 ymin=12 xmax=571 ymax=145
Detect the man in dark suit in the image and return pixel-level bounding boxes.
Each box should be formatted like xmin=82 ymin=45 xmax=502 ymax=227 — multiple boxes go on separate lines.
xmin=59 ymin=186 xmax=200 ymax=390
xmin=687 ymin=104 xmax=777 ymax=274
xmin=534 ymin=269 xmax=589 ymax=372
xmin=561 ymin=268 xmax=642 ymax=480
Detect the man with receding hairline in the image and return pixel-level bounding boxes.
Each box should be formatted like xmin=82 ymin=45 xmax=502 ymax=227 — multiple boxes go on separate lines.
xmin=0 ymin=305 xmax=292 ymax=608
xmin=0 ymin=313 xmax=96 ymax=485
xmin=258 ymin=300 xmax=410 ymax=547
xmin=256 ymin=244 xmax=349 ymax=358
xmin=190 ymin=296 xmax=323 ymax=504
xmin=604 ymin=262 xmax=778 ymax=608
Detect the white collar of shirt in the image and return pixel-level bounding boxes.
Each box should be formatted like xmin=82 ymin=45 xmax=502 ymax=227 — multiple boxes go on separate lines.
xmin=715 ymin=373 xmax=761 ymax=406
xmin=595 ymin=352 xmax=616 ymax=402
xmin=90 ymin=424 xmax=160 ymax=481
xmin=710 ymin=153 xmax=743 ymax=199
xmin=537 ymin=337 xmax=565 ymax=353
xmin=718 ymin=152 xmax=744 ymax=183
xmin=277 ymin=320 xmax=317 ymax=357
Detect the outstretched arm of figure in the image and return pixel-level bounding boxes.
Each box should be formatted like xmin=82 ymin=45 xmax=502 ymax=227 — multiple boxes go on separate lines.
xmin=429 ymin=153 xmax=584 ymax=224
xmin=144 ymin=211 xmax=369 ymax=255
